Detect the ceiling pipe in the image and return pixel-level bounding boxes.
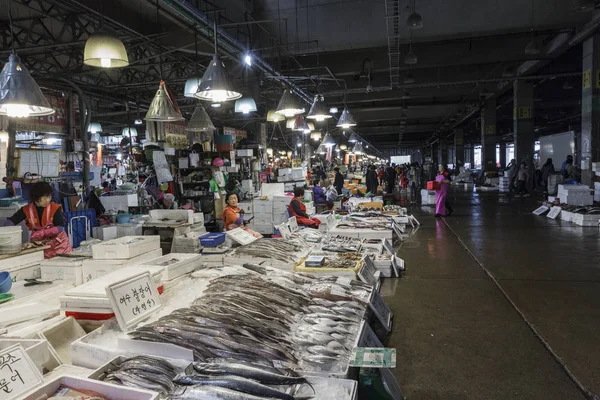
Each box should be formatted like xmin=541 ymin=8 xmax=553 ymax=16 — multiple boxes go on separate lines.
xmin=161 ymin=0 xmax=313 ymax=104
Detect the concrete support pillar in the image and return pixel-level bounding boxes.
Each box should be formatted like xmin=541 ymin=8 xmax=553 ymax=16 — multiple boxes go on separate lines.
xmin=454 ymin=129 xmax=464 ymax=169
xmin=438 ymin=137 xmax=448 ymax=166
xmin=481 ymin=99 xmax=497 ymax=172
xmin=580 ymin=33 xmax=600 ymax=186
xmin=514 ymin=80 xmax=535 ymax=192
xmin=499 ymin=142 xmax=507 ymax=168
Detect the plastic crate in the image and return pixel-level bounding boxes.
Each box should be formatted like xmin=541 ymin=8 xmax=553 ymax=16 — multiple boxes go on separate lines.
xmin=65 ymin=209 xmax=98 ymax=248
xmin=199 ymin=232 xmax=226 ymax=247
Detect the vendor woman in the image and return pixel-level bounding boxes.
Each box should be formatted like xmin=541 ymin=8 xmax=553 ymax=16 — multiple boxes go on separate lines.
xmin=8 ymin=182 xmax=65 ymax=231
xmin=289 ymin=187 xmax=321 ymax=228
xmin=222 ymin=192 xmax=262 ymax=238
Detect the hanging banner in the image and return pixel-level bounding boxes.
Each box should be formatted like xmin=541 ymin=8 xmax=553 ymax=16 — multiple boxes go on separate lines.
xmin=15 ymin=96 xmax=68 ymax=135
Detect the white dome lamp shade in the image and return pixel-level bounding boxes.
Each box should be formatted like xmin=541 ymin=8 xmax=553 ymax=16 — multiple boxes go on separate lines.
xmin=234 ymin=96 xmax=257 ymax=114
xmin=348 ymin=131 xmax=360 ymax=143
xmin=184 ymin=77 xmax=202 ymax=98
xmin=267 ymin=109 xmax=283 ymax=122
xmin=322 ymin=132 xmax=336 ymax=147
xmin=145 ymin=81 xmax=184 ymax=121
xmin=0 ymin=54 xmax=54 ymax=118
xmin=195 ymin=55 xmax=242 ymax=102
xmin=336 ymin=107 xmax=357 ymax=129
xmin=307 ymin=94 xmax=332 ymax=122
xmin=275 ymin=89 xmax=305 ymax=117
xmin=310 ymin=131 xmax=322 ymax=141
xmin=122 ymin=127 xmax=138 ymax=137
xmin=187 ymin=105 xmax=215 ymax=132
xmin=87 ymin=122 xmax=102 ymax=133
xmin=83 ymin=33 xmax=129 ymax=68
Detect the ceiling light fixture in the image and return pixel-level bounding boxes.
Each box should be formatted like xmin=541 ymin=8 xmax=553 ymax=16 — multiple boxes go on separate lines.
xmin=211 ymin=103 xmax=222 ymax=108
xmin=322 ymin=132 xmax=336 ymax=147
xmin=267 ymin=109 xmax=283 ymax=122
xmin=145 ymin=80 xmax=184 ymax=121
xmin=87 ymin=122 xmax=102 ymax=133
xmin=329 ymin=107 xmax=339 ymax=114
xmin=84 ymin=33 xmax=129 ymax=68
xmin=195 ymin=21 xmax=242 ymax=102
xmin=404 ymin=70 xmax=416 ymax=84
xmin=0 ymin=53 xmax=55 ymax=118
xmin=407 ymin=0 xmax=423 ymax=29
xmin=184 ymin=77 xmax=202 ymax=98
xmin=292 ymin=115 xmax=309 ymax=132
xmin=336 ymin=107 xmax=357 ymax=129
xmin=187 ymin=105 xmax=215 ymax=132
xmin=134 ymin=119 xmax=143 ymax=125
xmin=307 ymin=94 xmax=332 ymax=121
xmin=275 ymin=89 xmax=305 ymax=117
xmin=525 ymin=0 xmax=540 ymax=55
xmin=244 ymin=54 xmax=252 ymax=66
xmin=340 ymin=144 xmax=348 ymax=150
xmin=122 ymin=127 xmax=138 ymax=137
xmin=348 ymin=131 xmax=360 ymax=143
xmin=310 ymin=131 xmax=322 ymax=140
xmin=234 ymin=96 xmax=257 ymax=114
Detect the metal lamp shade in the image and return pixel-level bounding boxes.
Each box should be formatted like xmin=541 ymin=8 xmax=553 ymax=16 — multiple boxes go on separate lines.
xmin=286 ymin=118 xmax=295 ymax=129
xmin=316 ymin=144 xmax=327 ymax=154
xmin=87 ymin=122 xmax=102 ymax=133
xmin=404 ymin=51 xmax=418 ymax=65
xmin=122 ymin=127 xmax=138 ymax=137
xmin=340 ymin=144 xmax=348 ymax=150
xmin=292 ymin=115 xmax=309 ymax=132
xmin=187 ymin=105 xmax=215 ymax=132
xmin=310 ymin=131 xmax=322 ymax=140
xmin=195 ymin=55 xmax=242 ymax=102
xmin=267 ymin=109 xmax=283 ymax=122
xmin=307 ymin=94 xmax=332 ymax=121
xmin=234 ymin=97 xmax=257 ymax=114
xmin=83 ymin=33 xmax=129 ymax=68
xmin=525 ymin=40 xmax=541 ymax=55
xmin=322 ymin=132 xmax=336 ymax=147
xmin=0 ymin=54 xmax=54 ymax=117
xmin=184 ymin=77 xmax=202 ymax=98
xmin=336 ymin=107 xmax=357 ymax=128
xmin=353 ymin=142 xmax=364 ymax=154
xmin=145 ymin=81 xmax=184 ymax=121
xmin=407 ymin=12 xmax=423 ymax=29
xmin=404 ymin=71 xmax=416 ymax=84
xmin=348 ymin=131 xmax=360 ymax=143
xmin=275 ymin=89 xmax=305 ymax=117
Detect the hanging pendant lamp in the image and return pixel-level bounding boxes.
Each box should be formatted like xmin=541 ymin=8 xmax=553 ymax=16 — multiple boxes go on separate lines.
xmin=267 ymin=109 xmax=283 ymax=122
xmin=122 ymin=127 xmax=138 ymax=137
xmin=353 ymin=142 xmax=364 ymax=154
xmin=275 ymin=89 xmax=305 ymax=117
xmin=145 ymin=80 xmax=184 ymax=121
xmin=196 ymin=55 xmax=242 ymax=102
xmin=316 ymin=144 xmax=327 ymax=154
xmin=407 ymin=12 xmax=423 ymax=29
xmin=84 ymin=33 xmax=129 ymax=68
xmin=234 ymin=96 xmax=257 ymax=114
xmin=286 ymin=118 xmax=295 ymax=129
xmin=322 ymin=132 xmax=336 ymax=147
xmin=336 ymin=107 xmax=357 ymax=129
xmin=404 ymin=70 xmax=416 ymax=84
xmin=293 ymin=115 xmax=310 ymax=133
xmin=404 ymin=49 xmax=418 ymax=65
xmin=187 ymin=105 xmax=215 ymax=132
xmin=525 ymin=0 xmax=541 ymax=55
xmin=184 ymin=77 xmax=202 ymax=98
xmin=307 ymin=94 xmax=332 ymax=121
xmin=348 ymin=131 xmax=360 ymax=143
xmin=340 ymin=143 xmax=348 ymax=150
xmin=0 ymin=54 xmax=54 ymax=118
xmin=87 ymin=122 xmax=102 ymax=133
xmin=310 ymin=131 xmax=322 ymax=141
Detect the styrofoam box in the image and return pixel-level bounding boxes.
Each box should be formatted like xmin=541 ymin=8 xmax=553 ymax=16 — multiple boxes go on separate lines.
xmin=99 ymin=193 xmax=139 ymax=212
xmin=82 ymin=248 xmax=162 ymax=282
xmin=273 ymin=195 xmax=293 ymax=204
xmin=92 ymin=235 xmax=160 ymax=259
xmin=5 ymin=261 xmax=41 ymax=281
xmin=149 ymin=209 xmax=194 ymax=224
xmin=40 ymin=257 xmax=86 ymax=285
xmin=22 ymin=376 xmax=158 ymax=400
xmin=560 ymin=210 xmax=573 ymax=222
xmin=117 ymin=224 xmax=143 ymax=237
xmin=138 ymin=253 xmax=202 ymax=281
xmin=571 ymin=213 xmax=600 ymax=227
xmin=37 ymin=316 xmax=86 ymax=365
xmin=4 ymin=248 xmax=44 ymax=268
xmin=93 ymin=225 xmax=118 ymax=241
xmin=0 ymin=338 xmax=52 ymax=373
xmin=237 ymin=202 xmax=253 ymax=214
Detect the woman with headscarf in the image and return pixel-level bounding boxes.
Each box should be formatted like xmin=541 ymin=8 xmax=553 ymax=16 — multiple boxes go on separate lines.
xmin=434 ymin=164 xmax=453 ymax=217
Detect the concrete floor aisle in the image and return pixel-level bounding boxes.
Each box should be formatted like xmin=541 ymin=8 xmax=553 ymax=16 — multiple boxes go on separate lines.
xmin=382 ymin=187 xmax=600 ymax=400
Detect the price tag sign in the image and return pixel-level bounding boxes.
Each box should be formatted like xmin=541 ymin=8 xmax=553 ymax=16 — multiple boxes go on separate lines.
xmin=369 ymin=290 xmax=393 ymax=331
xmin=532 ymin=206 xmax=550 ymax=216
xmin=350 ymin=348 xmax=396 ymax=368
xmin=547 ymin=206 xmax=562 ymax=220
xmin=359 ymin=256 xmax=378 ymax=287
xmin=358 ymin=323 xmax=384 ymax=348
xmin=0 ymin=344 xmax=44 ymax=400
xmin=106 ymin=271 xmax=163 ymax=331
xmin=288 ymin=216 xmax=299 ymax=233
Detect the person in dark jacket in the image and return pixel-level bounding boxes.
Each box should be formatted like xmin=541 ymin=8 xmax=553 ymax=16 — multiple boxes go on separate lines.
xmin=385 ymin=163 xmax=397 ymax=193
xmin=365 ymin=165 xmax=378 ymax=194
xmin=312 ymin=181 xmax=327 ymax=205
xmin=314 ymin=166 xmax=327 ymax=183
xmin=333 ymin=167 xmax=344 ymax=194
xmin=540 ymin=158 xmax=555 ymax=194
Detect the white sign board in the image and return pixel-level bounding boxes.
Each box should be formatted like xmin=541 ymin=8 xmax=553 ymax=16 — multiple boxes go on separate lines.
xmin=547 ymin=206 xmax=562 ymax=220
xmin=226 ymin=227 xmax=259 ymax=245
xmin=532 ymin=206 xmax=550 ymax=216
xmin=288 ymin=217 xmax=299 ymax=233
xmin=369 ymin=290 xmax=393 ymax=331
xmin=274 ymin=222 xmax=291 ymax=239
xmin=0 ymin=344 xmax=44 ymax=400
xmin=359 ymin=256 xmax=378 ymax=287
xmin=106 ymin=271 xmax=163 ymax=330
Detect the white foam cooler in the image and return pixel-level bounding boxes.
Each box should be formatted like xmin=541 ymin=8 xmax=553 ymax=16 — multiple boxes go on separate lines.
xmin=91 ymin=236 xmax=160 ymax=259
xmin=138 ymin=253 xmax=202 ymax=281
xmin=82 ymin=248 xmax=162 ymax=282
xmin=40 ymin=256 xmax=88 ymax=285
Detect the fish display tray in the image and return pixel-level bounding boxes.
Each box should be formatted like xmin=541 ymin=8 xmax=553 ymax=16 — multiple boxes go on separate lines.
xmin=37 ymin=316 xmax=87 ymax=365
xmin=92 ymin=236 xmax=161 ymax=260
xmin=138 ymin=253 xmax=202 ymax=281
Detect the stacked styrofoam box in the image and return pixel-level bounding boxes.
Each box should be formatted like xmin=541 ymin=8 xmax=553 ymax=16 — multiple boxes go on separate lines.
xmin=273 ymin=195 xmax=292 ymax=225
xmin=93 ymin=226 xmax=118 ymax=241
xmin=571 ymin=213 xmax=600 ymax=227
xmin=290 ymin=168 xmax=305 ymax=181
xmin=40 ymin=257 xmax=88 ymax=285
xmin=252 ymin=200 xmax=274 ymax=234
xmin=557 ymin=184 xmax=594 ymax=206
xmin=595 ymin=182 xmax=600 ymax=203
xmin=82 ymin=248 xmax=163 ymax=282
xmin=4 ymin=249 xmax=44 ymax=281
xmin=499 ymin=176 xmax=511 ymax=193
xmin=278 ymin=168 xmax=292 ymax=182
xmin=420 ymin=189 xmax=436 ymax=205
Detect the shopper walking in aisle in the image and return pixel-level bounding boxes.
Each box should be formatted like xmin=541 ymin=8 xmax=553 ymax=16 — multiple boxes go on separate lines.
xmin=378 ymin=167 xmax=384 ymax=186
xmin=560 ymin=155 xmax=573 ymax=176
xmin=366 ymin=165 xmax=379 ymax=195
xmin=514 ymin=162 xmax=530 ymax=197
xmin=434 ymin=164 xmax=453 ymax=217
xmin=506 ymin=159 xmax=518 ymax=195
xmin=334 ymin=167 xmax=344 ymax=194
xmin=564 ymin=158 xmax=581 ymax=183
xmin=222 ymin=192 xmax=262 ymax=237
xmin=385 ymin=163 xmax=397 ymax=193
xmin=409 ymin=162 xmax=421 ymax=204
xmin=540 ymin=158 xmax=555 ymax=194
xmin=289 ymin=187 xmax=321 ymax=228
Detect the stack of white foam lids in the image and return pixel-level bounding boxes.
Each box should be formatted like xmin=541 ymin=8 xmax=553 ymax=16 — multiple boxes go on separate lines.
xmin=59 ymin=266 xmax=164 ymax=318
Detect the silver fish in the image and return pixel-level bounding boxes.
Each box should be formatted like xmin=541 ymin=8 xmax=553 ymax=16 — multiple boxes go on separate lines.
xmin=174 ymin=375 xmax=295 ymax=400
xmin=192 ymin=361 xmax=310 ymax=386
